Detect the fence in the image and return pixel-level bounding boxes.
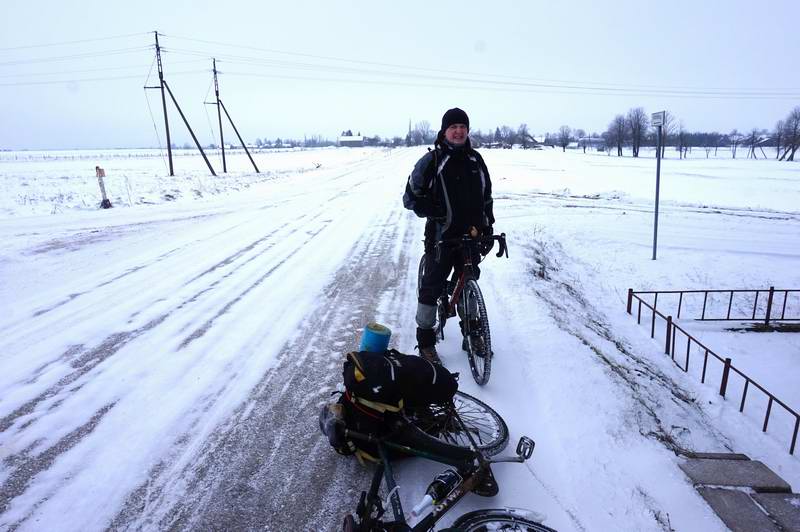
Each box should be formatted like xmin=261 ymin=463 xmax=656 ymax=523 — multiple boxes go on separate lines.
xmin=632 ymin=287 xmax=800 ymax=325
xmin=627 ymin=288 xmax=800 ymax=455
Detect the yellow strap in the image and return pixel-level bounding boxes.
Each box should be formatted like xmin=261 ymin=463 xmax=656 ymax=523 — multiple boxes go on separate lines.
xmin=353 ymin=395 xmax=404 ymax=413
xmin=355 ymin=449 xmax=379 ymax=465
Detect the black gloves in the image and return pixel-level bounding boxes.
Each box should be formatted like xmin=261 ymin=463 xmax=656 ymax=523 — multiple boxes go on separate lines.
xmin=413 ymin=196 xmax=445 ymax=220
xmin=480 ymin=226 xmax=494 ymax=255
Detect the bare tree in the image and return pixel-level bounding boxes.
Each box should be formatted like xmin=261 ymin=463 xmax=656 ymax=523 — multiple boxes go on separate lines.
xmin=677 ymin=122 xmax=687 ymax=159
xmin=746 ymin=129 xmax=760 ymax=159
xmin=729 ymin=129 xmax=743 ymax=159
xmin=626 ymin=108 xmax=648 ymax=157
xmin=774 ymin=120 xmax=785 ymax=159
xmin=606 ymin=115 xmax=627 ymax=156
xmin=517 ymin=123 xmax=534 ymax=148
xmin=500 ymin=125 xmax=516 ymax=146
xmin=557 ymin=126 xmax=572 ymax=152
xmin=778 ymin=107 xmax=800 ymax=161
xmin=659 ymin=112 xmax=677 ymax=157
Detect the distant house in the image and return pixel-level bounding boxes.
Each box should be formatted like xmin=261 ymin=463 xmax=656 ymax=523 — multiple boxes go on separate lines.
xmin=338 ymin=135 xmax=364 ymax=147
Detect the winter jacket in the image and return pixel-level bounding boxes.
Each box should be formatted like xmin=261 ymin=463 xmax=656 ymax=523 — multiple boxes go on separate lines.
xmin=402 ymin=139 xmax=494 ymax=242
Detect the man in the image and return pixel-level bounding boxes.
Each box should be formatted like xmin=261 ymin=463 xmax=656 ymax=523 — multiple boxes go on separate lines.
xmin=403 ymin=108 xmax=494 ymax=363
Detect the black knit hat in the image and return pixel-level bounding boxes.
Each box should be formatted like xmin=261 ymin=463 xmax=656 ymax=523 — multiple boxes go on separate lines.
xmin=441 ymin=107 xmax=469 ymax=131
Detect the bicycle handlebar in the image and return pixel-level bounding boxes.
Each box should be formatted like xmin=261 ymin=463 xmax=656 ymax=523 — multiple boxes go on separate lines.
xmin=433 ymin=232 xmax=509 ymax=262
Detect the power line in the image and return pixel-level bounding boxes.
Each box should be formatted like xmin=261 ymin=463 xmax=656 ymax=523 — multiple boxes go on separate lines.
xmin=220 ymin=70 xmax=800 ymax=100
xmin=0 ymin=32 xmax=150 ymax=51
xmin=160 ymin=46 xmax=800 ymax=98
xmin=160 ymin=33 xmax=800 ymax=94
xmin=0 ymin=46 xmax=152 ymax=66
xmin=0 ymin=70 xmax=205 ymax=87
xmin=0 ymin=59 xmax=206 ymax=79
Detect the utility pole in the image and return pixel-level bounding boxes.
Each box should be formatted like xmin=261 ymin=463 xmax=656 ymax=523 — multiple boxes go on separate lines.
xmin=205 ymin=58 xmax=259 ymax=173
xmin=213 ymin=58 xmax=226 ymax=173
xmin=154 ymin=31 xmax=173 ymax=176
xmin=145 ymin=31 xmax=216 ymax=176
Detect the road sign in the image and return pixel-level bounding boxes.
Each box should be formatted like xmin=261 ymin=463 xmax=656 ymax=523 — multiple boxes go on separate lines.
xmin=652 ymin=111 xmax=665 ymax=127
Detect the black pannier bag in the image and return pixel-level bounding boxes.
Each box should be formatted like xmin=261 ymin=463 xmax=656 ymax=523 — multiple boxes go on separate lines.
xmin=323 ymin=349 xmax=458 ymax=462
xmin=343 ymin=349 xmax=458 ymax=409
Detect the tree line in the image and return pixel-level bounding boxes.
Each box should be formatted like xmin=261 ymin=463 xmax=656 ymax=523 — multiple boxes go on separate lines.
xmin=237 ymin=105 xmax=800 ymax=160
xmin=579 ymin=105 xmax=800 ymax=161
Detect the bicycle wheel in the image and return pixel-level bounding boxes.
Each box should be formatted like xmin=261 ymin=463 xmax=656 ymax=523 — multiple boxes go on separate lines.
xmin=452 ymin=509 xmax=558 ymax=531
xmin=404 ymin=391 xmax=508 ymax=456
xmin=462 ymin=279 xmax=492 ymax=385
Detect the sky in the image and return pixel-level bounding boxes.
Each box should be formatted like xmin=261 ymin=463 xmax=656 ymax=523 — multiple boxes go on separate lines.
xmin=2 ymin=0 xmax=799 ymax=149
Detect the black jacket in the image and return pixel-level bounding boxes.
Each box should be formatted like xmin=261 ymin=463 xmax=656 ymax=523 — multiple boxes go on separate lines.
xmin=403 ymin=139 xmax=494 ymax=241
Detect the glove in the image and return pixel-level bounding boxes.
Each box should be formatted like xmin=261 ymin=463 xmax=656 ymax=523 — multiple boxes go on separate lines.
xmin=413 ymin=196 xmax=445 ymax=220
xmin=480 ymin=226 xmax=494 ymax=255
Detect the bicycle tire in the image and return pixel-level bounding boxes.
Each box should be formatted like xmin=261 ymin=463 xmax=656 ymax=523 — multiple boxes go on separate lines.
xmin=404 ymin=391 xmax=508 ymax=456
xmin=452 ymin=509 xmax=558 ymax=531
xmin=462 ymin=279 xmax=492 ymax=385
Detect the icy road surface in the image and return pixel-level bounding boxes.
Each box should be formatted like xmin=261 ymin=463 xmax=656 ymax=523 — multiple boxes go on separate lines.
xmin=2 ymin=147 xmax=799 ymax=531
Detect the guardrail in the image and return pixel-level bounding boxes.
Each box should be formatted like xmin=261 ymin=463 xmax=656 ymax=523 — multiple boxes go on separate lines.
xmin=629 ymin=287 xmax=800 ymax=325
xmin=627 ymin=288 xmax=800 ymax=455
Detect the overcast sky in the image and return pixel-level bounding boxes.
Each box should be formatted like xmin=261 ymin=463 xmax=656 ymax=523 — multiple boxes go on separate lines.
xmin=2 ymin=0 xmax=799 ymax=149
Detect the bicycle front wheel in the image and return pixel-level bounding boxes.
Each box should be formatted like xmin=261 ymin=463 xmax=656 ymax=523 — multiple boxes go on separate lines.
xmin=452 ymin=509 xmax=558 ymax=531
xmin=462 ymin=279 xmax=492 ymax=385
xmin=404 ymin=391 xmax=508 ymax=456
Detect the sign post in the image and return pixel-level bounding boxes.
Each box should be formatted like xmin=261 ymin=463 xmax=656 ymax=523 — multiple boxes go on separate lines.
xmin=651 ymin=111 xmax=665 ymax=260
xmin=96 ymin=166 xmax=112 ymax=209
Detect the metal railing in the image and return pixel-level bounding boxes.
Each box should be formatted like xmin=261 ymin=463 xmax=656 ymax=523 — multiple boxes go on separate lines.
xmin=629 ymin=287 xmax=800 ymax=325
xmin=627 ymin=288 xmax=800 ymax=455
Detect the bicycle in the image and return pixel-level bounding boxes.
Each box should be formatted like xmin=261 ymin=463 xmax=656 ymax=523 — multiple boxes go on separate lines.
xmin=418 ymin=229 xmax=509 ymax=385
xmin=323 ymin=391 xmax=555 ymax=531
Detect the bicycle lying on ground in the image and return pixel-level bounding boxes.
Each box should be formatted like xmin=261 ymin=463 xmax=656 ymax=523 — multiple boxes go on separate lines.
xmin=418 ymin=230 xmax=509 ymax=385
xmin=322 ymin=391 xmax=555 ymax=531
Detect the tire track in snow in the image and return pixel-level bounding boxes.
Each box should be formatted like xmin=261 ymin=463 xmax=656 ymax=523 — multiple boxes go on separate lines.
xmin=523 ymin=236 xmax=733 ymax=454
xmin=108 ymin=206 xmax=415 ymax=531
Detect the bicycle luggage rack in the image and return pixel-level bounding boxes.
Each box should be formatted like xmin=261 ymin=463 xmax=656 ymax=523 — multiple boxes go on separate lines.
xmin=626 ymin=287 xmax=800 ymax=456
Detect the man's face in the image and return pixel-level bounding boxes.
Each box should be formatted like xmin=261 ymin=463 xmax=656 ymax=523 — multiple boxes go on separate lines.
xmin=445 ymin=123 xmax=469 ymax=145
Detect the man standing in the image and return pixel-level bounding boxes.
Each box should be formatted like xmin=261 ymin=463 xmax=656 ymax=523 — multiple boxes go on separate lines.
xmin=403 ymin=108 xmax=495 ymax=363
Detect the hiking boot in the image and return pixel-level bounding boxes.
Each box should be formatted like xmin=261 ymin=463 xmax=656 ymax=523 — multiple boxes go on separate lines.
xmin=416 ymin=327 xmax=442 ymax=365
xmin=420 ymin=345 xmax=442 ymax=365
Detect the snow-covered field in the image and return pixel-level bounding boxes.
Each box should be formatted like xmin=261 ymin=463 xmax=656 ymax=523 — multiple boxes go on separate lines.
xmin=1 ymin=146 xmax=798 ymax=531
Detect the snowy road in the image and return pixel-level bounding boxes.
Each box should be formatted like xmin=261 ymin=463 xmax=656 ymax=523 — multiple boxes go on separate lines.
xmin=2 ymin=147 xmax=799 ymax=531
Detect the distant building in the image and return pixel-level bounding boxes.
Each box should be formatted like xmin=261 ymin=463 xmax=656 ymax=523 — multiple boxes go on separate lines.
xmin=338 ymin=135 xmax=364 ymax=147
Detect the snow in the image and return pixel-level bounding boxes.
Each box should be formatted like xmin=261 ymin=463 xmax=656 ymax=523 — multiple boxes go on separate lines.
xmin=1 ymin=146 xmax=799 ymax=531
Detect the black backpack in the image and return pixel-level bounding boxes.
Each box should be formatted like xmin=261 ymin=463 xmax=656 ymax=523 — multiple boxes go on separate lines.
xmin=324 ymin=349 xmax=458 ymax=462
xmin=343 ymin=349 xmax=458 ymax=410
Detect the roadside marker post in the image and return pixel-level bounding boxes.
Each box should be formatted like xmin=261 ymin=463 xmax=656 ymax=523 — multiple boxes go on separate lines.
xmin=96 ymin=166 xmax=112 ymax=209
xmin=651 ymin=111 xmax=666 ymax=260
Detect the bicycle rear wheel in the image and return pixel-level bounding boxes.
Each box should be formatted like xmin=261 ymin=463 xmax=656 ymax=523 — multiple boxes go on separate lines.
xmin=452 ymin=509 xmax=557 ymax=531
xmin=404 ymin=391 xmax=508 ymax=456
xmin=462 ymin=279 xmax=492 ymax=385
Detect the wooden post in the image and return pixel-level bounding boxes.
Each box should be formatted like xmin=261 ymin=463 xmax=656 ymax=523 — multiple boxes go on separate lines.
xmin=96 ymin=166 xmax=112 ymax=209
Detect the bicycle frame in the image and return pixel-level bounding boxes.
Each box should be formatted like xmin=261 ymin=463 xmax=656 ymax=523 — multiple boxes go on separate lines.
xmin=342 ymin=397 xmax=533 ymax=531
xmin=434 ymin=233 xmax=508 ymax=336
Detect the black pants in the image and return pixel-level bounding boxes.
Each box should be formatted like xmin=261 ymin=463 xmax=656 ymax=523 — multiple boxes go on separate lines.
xmin=418 ymin=244 xmax=481 ymax=307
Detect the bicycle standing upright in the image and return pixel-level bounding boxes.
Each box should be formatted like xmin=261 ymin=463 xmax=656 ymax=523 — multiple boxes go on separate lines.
xmin=418 ymin=228 xmax=508 ymax=385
